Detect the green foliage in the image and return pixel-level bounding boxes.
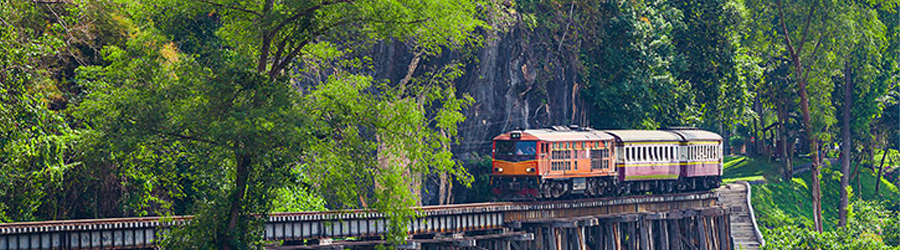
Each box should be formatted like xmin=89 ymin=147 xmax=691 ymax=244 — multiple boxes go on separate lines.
xmin=68 ymin=0 xmax=484 ymax=247
xmin=0 ymin=0 xmax=80 ymax=222
xmin=670 ymin=0 xmax=749 ymax=129
xmin=297 ymin=58 xmax=474 ymax=242
xmin=751 ymin=160 xmax=899 ymax=234
xmin=75 ymin=21 xmax=309 ymax=247
xmin=579 ymin=0 xmax=693 ymax=129
xmin=762 ymin=201 xmax=900 ymax=249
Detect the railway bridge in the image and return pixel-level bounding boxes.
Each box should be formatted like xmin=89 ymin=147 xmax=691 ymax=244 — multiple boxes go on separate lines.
xmin=1 ymin=190 xmax=748 ymax=250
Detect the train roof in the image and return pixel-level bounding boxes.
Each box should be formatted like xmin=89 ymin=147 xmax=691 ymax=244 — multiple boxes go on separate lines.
xmin=668 ymin=129 xmax=723 ymax=141
xmin=493 ymin=127 xmax=722 ymax=142
xmin=493 ymin=127 xmax=614 ymax=142
xmin=602 ymin=130 xmax=683 ymax=142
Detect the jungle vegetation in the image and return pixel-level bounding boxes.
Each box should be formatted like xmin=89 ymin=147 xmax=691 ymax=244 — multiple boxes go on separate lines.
xmin=1 ymin=0 xmax=898 ymax=248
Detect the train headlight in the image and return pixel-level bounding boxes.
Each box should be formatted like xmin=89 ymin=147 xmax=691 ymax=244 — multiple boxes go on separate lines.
xmin=526 ymin=168 xmax=535 ymax=173
xmin=495 ymin=167 xmax=504 ymax=173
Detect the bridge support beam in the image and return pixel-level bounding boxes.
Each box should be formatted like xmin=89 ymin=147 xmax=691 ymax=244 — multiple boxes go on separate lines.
xmin=511 ymin=207 xmax=730 ymax=250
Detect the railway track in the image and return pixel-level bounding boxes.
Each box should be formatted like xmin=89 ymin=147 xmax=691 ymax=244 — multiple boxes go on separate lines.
xmin=1 ymin=191 xmax=720 ymax=249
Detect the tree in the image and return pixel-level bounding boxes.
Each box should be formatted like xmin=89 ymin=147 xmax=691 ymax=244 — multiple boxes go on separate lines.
xmin=670 ymin=0 xmax=748 ymax=148
xmin=828 ymin=0 xmax=891 ymax=227
xmin=73 ymin=0 xmax=487 ymax=248
xmin=746 ymin=0 xmax=848 ymax=232
xmin=0 ymin=0 xmax=81 ymax=222
xmin=581 ymin=0 xmax=692 ymax=129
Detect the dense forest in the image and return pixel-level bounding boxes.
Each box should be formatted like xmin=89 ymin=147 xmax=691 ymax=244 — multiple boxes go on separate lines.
xmin=1 ymin=0 xmax=899 ymax=249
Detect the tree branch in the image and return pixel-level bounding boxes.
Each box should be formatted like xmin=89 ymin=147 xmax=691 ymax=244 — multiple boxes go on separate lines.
xmin=398 ymin=50 xmax=426 ymax=97
xmin=271 ymin=33 xmax=293 ymax=72
xmin=196 ymin=0 xmax=259 ymax=16
xmin=801 ymin=30 xmax=830 ymax=82
xmin=776 ymin=0 xmax=797 ymax=59
xmin=796 ymin=2 xmax=817 ymax=53
xmin=31 ymin=0 xmax=73 ymax=4
xmin=163 ymin=131 xmax=218 ymax=146
xmin=268 ymin=0 xmax=354 ymax=41
xmin=266 ymin=17 xmax=428 ymax=78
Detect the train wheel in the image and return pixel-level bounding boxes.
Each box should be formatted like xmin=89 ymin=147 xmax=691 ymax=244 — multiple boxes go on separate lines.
xmin=540 ymin=182 xmax=552 ymax=199
xmin=551 ymin=181 xmax=566 ymax=198
xmin=585 ymin=179 xmax=596 ymax=197
xmin=676 ymin=181 xmax=688 ymax=192
xmin=618 ymin=183 xmax=631 ymax=196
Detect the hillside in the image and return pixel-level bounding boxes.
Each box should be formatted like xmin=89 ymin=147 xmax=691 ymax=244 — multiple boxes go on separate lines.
xmin=722 ymin=156 xmax=900 ymax=248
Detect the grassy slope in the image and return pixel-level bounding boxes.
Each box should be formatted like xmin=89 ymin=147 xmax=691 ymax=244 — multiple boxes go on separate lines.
xmin=722 ymin=156 xmax=810 ymax=183
xmin=721 ymin=156 xmax=900 ymax=231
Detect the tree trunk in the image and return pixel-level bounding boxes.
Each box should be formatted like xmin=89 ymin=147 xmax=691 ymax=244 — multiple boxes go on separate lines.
xmin=791 ymin=55 xmax=823 ymax=233
xmin=775 ymin=0 xmax=825 ymax=232
xmin=721 ymin=119 xmax=729 ymax=156
xmin=784 ymin=29 xmax=824 ymax=234
xmin=220 ymin=154 xmax=252 ymax=250
xmin=839 ymin=62 xmax=852 ymax=227
xmin=752 ymin=94 xmax=763 ymax=157
xmin=875 ymin=148 xmax=889 ymax=193
xmin=778 ymin=102 xmax=793 ymax=181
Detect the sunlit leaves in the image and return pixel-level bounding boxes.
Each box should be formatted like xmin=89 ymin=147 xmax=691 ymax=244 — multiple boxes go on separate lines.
xmin=0 ymin=0 xmax=79 ymax=222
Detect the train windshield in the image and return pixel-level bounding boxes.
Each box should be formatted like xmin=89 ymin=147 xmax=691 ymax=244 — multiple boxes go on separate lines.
xmin=494 ymin=141 xmax=537 ymax=162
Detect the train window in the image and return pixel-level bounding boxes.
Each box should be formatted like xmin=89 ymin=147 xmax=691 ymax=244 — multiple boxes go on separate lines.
xmin=694 ymin=146 xmax=698 ymax=160
xmin=642 ymin=147 xmax=647 ymax=162
xmin=644 ymin=147 xmax=649 ymax=161
xmin=494 ymin=141 xmax=537 ymax=162
xmin=632 ymin=147 xmax=637 ymax=162
xmin=629 ymin=147 xmax=634 ymax=162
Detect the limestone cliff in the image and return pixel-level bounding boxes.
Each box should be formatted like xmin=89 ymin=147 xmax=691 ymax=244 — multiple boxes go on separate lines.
xmin=366 ymin=6 xmax=589 ymax=204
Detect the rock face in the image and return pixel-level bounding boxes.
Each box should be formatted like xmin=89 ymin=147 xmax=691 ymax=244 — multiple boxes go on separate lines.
xmin=366 ymin=11 xmax=588 ymax=204
xmin=372 ymin=17 xmax=585 ymax=162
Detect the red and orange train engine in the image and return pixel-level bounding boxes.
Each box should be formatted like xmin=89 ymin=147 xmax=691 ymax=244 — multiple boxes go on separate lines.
xmin=490 ymin=126 xmax=617 ymax=200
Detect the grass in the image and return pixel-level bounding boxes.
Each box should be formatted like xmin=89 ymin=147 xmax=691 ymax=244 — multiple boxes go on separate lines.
xmin=722 ymin=156 xmax=811 ymax=183
xmin=749 ymin=160 xmax=900 ymax=232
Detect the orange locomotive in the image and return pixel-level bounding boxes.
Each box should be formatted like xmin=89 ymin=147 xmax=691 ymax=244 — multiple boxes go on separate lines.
xmin=491 ymin=126 xmax=722 ymax=200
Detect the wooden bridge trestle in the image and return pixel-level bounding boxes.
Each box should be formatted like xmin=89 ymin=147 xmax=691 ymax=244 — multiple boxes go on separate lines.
xmin=1 ymin=192 xmax=732 ymax=250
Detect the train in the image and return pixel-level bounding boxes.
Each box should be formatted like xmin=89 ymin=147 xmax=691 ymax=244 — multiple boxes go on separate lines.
xmin=490 ymin=126 xmax=723 ymax=200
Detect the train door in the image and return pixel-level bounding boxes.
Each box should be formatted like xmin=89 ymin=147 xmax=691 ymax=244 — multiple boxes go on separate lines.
xmin=539 ymin=142 xmax=550 ymax=174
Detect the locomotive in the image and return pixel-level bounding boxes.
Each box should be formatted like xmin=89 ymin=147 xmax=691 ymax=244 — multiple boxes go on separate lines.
xmin=490 ymin=126 xmax=722 ymax=199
